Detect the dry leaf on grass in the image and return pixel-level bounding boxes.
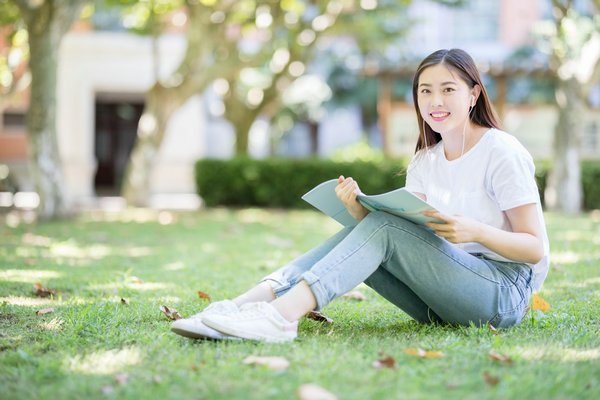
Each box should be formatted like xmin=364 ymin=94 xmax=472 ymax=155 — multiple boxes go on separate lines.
xmin=487 ymin=324 xmax=499 ymax=334
xmin=483 ymin=371 xmax=500 ymax=386
xmin=404 ymin=348 xmax=444 ymax=358
xmin=159 ymin=305 xmax=182 ymax=320
xmin=33 ymin=283 xmax=57 ymax=297
xmin=36 ymin=308 xmax=54 ymax=316
xmin=102 ymin=386 xmax=115 ymax=395
xmin=532 ymin=293 xmax=550 ymax=312
xmin=342 ymin=291 xmax=366 ymax=301
xmin=297 ymin=383 xmax=338 ymax=400
xmin=403 ymin=348 xmax=444 ymax=358
xmin=120 ymin=298 xmax=130 ymax=305
xmin=114 ymin=372 xmax=130 ymax=385
xmin=488 ymin=350 xmax=513 ymax=365
xmin=198 ymin=291 xmax=211 ymax=301
xmin=372 ymin=354 xmax=397 ymax=370
xmin=306 ymin=311 xmax=334 ymax=324
xmin=243 ymin=356 xmax=290 ymax=372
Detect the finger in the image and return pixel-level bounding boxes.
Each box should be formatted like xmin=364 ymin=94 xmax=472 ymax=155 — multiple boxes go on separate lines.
xmin=338 ymin=175 xmax=345 ymax=183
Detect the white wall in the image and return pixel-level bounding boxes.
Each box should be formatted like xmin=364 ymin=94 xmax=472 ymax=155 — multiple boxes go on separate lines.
xmin=57 ymin=31 xmax=206 ymax=204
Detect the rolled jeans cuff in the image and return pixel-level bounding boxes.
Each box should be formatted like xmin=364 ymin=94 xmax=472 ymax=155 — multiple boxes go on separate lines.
xmin=299 ymin=270 xmax=328 ymax=311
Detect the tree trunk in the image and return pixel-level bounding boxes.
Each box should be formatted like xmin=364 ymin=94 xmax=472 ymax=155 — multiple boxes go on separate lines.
xmin=16 ymin=0 xmax=86 ymax=219
xmin=121 ymin=84 xmax=182 ymax=206
xmin=545 ymin=78 xmax=584 ymax=214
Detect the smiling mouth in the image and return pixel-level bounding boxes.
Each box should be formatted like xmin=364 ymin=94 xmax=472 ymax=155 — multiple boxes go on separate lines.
xmin=430 ymin=112 xmax=450 ymax=122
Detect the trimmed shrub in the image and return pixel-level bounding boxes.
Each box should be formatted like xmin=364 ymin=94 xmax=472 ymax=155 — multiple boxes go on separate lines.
xmin=195 ymin=157 xmax=407 ymax=208
xmin=195 ymin=157 xmax=600 ymax=210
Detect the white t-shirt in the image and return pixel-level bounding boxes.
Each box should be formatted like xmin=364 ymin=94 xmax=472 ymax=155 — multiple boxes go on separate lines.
xmin=405 ymin=128 xmax=550 ymax=291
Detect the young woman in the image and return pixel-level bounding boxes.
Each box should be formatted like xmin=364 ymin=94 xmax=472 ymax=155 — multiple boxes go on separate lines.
xmin=171 ymin=48 xmax=550 ymax=343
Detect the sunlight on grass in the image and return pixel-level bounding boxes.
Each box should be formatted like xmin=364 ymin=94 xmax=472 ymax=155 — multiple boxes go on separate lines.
xmin=0 ymin=269 xmax=62 ymax=282
xmin=164 ymin=261 xmax=187 ymax=271
xmin=89 ymin=282 xmax=177 ymax=291
xmin=0 ymin=296 xmax=58 ymax=306
xmin=39 ymin=317 xmax=65 ymax=331
xmin=47 ymin=242 xmax=152 ymax=260
xmin=552 ymin=277 xmax=600 ymax=289
xmin=516 ymin=346 xmax=600 ymax=362
xmin=66 ymin=346 xmax=143 ymax=375
xmin=550 ymin=250 xmax=584 ymax=264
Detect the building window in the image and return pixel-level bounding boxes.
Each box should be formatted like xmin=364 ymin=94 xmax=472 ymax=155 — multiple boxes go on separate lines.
xmin=1 ymin=112 xmax=26 ymax=130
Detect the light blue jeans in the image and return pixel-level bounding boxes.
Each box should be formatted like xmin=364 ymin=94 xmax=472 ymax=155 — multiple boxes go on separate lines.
xmin=261 ymin=211 xmax=533 ymax=328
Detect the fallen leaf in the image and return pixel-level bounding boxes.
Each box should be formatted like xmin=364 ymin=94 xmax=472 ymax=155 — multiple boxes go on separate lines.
xmin=114 ymin=372 xmax=129 ymax=385
xmin=371 ymin=355 xmax=397 ymax=369
xmin=198 ymin=291 xmax=211 ymax=301
xmin=306 ymin=311 xmax=334 ymax=324
xmin=243 ymin=356 xmax=290 ymax=372
xmin=297 ymin=383 xmax=338 ymax=400
xmin=487 ymin=324 xmax=499 ymax=334
xmin=36 ymin=308 xmax=54 ymax=316
xmin=159 ymin=305 xmax=182 ymax=320
xmin=483 ymin=371 xmax=500 ymax=386
xmin=342 ymin=291 xmax=366 ymax=301
xmin=120 ymin=298 xmax=130 ymax=305
xmin=131 ymin=276 xmax=144 ymax=284
xmin=33 ymin=283 xmax=57 ymax=297
xmin=102 ymin=386 xmax=115 ymax=395
xmin=404 ymin=348 xmax=444 ymax=358
xmin=488 ymin=350 xmax=513 ymax=365
xmin=532 ymin=293 xmax=550 ymax=312
xmin=25 ymin=259 xmax=35 ymax=266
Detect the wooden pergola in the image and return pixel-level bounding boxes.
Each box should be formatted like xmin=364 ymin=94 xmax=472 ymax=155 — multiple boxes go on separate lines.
xmin=364 ymin=61 xmax=555 ymax=156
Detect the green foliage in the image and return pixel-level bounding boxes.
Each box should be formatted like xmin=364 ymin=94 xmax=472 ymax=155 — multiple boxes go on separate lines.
xmin=195 ymin=157 xmax=407 ymax=208
xmin=582 ymin=160 xmax=600 ymax=210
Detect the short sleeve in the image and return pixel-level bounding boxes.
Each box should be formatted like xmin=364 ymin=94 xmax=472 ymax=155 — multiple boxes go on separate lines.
xmin=488 ymin=150 xmax=540 ymax=211
xmin=405 ymin=152 xmax=427 ymax=194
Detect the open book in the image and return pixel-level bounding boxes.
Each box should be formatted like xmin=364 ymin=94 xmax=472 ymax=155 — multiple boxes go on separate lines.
xmin=302 ymin=179 xmax=444 ymax=227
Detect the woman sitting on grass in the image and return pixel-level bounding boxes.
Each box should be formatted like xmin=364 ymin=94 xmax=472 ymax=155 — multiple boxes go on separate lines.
xmin=171 ymin=48 xmax=549 ymax=343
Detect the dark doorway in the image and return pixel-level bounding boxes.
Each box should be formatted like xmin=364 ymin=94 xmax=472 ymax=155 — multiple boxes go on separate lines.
xmin=94 ymin=99 xmax=144 ymax=195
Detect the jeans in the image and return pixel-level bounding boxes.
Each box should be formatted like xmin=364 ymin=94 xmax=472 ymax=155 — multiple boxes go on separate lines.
xmin=261 ymin=211 xmax=533 ymax=328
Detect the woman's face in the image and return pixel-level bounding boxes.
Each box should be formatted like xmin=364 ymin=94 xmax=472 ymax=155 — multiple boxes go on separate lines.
xmin=417 ymin=64 xmax=477 ymax=136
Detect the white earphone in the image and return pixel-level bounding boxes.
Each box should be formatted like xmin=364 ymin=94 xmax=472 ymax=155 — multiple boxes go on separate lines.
xmin=471 ymin=95 xmax=476 ymax=107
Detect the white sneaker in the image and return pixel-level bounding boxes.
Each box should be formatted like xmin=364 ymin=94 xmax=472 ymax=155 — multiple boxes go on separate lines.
xmin=202 ymin=302 xmax=298 ymax=343
xmin=171 ymin=300 xmax=241 ymax=340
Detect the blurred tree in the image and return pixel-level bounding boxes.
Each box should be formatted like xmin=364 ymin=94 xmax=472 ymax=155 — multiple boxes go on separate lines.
xmin=2 ymin=0 xmax=88 ymax=219
xmin=535 ymin=0 xmax=600 ymax=213
xmin=0 ymin=0 xmax=29 ymax=110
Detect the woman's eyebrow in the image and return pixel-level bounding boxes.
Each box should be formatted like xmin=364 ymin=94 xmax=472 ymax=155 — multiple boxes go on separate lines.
xmin=418 ymin=81 xmax=457 ymax=87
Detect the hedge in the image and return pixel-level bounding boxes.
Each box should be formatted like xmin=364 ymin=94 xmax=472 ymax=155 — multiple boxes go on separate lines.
xmin=195 ymin=157 xmax=600 ymax=210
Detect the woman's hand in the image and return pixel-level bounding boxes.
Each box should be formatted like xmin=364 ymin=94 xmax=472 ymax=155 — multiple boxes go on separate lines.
xmin=335 ymin=175 xmax=370 ymax=221
xmin=423 ymin=211 xmax=482 ymax=244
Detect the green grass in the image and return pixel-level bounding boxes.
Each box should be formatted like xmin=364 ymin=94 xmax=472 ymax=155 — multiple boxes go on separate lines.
xmin=1 ymin=208 xmax=599 ymax=399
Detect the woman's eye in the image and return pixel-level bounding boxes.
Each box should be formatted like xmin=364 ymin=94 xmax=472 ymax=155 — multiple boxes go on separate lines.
xmin=443 ymin=87 xmax=455 ymax=93
xmin=420 ymin=89 xmax=430 ymax=94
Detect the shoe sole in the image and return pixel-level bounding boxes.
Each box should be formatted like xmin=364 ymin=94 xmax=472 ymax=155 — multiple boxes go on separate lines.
xmin=171 ymin=324 xmax=241 ymax=341
xmin=203 ymin=317 xmax=296 ymax=343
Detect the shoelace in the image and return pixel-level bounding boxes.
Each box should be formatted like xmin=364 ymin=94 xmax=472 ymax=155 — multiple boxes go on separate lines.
xmin=190 ymin=301 xmax=236 ymax=320
xmin=236 ymin=303 xmax=276 ymax=321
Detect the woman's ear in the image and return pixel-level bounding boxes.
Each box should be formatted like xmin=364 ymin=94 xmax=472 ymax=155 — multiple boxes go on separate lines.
xmin=471 ymin=84 xmax=482 ymax=104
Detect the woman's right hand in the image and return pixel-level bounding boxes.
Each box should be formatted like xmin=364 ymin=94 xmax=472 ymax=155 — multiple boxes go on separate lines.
xmin=335 ymin=175 xmax=370 ymax=221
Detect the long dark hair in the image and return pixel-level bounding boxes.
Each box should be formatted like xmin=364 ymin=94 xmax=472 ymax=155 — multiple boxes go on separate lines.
xmin=412 ymin=49 xmax=500 ymax=153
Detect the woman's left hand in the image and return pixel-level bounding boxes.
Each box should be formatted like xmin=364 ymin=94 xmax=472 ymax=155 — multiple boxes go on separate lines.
xmin=423 ymin=211 xmax=482 ymax=244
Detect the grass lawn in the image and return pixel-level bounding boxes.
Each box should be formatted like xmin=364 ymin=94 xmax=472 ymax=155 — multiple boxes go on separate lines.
xmin=0 ymin=207 xmax=599 ymax=399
